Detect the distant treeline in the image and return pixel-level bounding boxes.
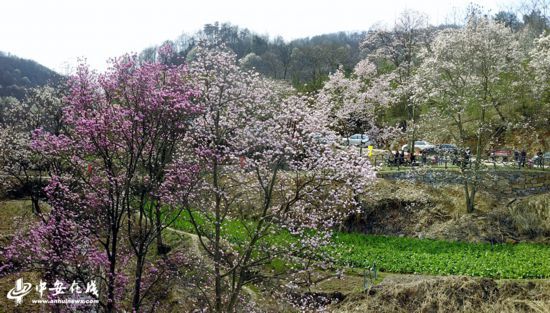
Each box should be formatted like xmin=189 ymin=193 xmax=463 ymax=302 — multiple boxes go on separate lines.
xmin=139 ymin=7 xmax=550 ymax=92
xmin=139 ymin=23 xmax=366 ymax=92
xmin=1 ymin=4 xmax=548 ymax=100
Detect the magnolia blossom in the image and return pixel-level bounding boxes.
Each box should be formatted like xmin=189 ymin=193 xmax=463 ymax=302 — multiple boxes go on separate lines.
xmin=1 ymin=176 xmax=107 ymax=303
xmin=0 ymin=87 xmax=63 ymax=214
xmin=530 ymin=34 xmax=550 ymax=92
xmin=23 ymin=44 xmax=201 ymax=312
xmin=316 ymin=64 xmax=398 ymax=148
xmin=182 ymin=43 xmax=377 ymax=312
xmin=413 ymin=16 xmax=523 ymax=213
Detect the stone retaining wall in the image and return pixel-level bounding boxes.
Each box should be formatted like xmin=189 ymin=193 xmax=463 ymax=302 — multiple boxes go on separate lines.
xmin=378 ymin=170 xmax=550 ymax=197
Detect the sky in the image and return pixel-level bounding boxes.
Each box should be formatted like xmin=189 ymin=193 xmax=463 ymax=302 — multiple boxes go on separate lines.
xmin=1 ymin=0 xmax=519 ymax=73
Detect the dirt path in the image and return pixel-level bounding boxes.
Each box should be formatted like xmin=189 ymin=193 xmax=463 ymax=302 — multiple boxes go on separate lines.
xmin=166 ymin=226 xmax=212 ymax=266
xmin=164 ymin=226 xmax=258 ymax=301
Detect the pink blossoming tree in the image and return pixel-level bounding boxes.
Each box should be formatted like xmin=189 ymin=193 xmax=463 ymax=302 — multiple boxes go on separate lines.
xmin=183 ymin=43 xmax=376 ymax=312
xmin=28 ymin=44 xmax=202 ymax=312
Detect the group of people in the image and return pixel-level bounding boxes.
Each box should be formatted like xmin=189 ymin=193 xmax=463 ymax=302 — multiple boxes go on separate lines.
xmin=391 ymin=150 xmax=429 ymax=167
xmin=513 ymin=149 xmax=528 ymax=167
xmin=390 ymin=147 xmax=545 ymax=169
xmin=389 ymin=147 xmax=473 ymax=168
xmin=488 ymin=148 xmax=546 ymax=168
xmin=518 ymin=149 xmax=546 ymax=168
xmin=529 ymin=149 xmax=546 ymax=168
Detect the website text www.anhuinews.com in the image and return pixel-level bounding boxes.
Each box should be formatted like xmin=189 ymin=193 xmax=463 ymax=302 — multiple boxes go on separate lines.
xmin=31 ymin=299 xmax=99 ymax=304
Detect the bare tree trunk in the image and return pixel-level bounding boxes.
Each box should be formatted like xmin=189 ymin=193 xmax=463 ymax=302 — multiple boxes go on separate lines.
xmin=464 ymin=106 xmax=486 ymax=213
xmin=106 ymin=236 xmax=118 ymax=313
xmin=155 ymin=202 xmax=166 ymax=255
xmin=462 ymin=177 xmax=474 ymax=213
xmin=31 ymin=194 xmax=41 ymax=215
xmin=212 ymin=159 xmax=224 ymax=313
xmin=132 ymin=253 xmax=145 ymax=312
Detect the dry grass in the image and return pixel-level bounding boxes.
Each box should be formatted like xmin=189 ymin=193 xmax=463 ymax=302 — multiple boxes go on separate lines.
xmin=333 ymin=275 xmax=550 ymax=313
xmin=0 ymin=272 xmax=45 ymax=313
xmin=352 ymin=180 xmax=517 ymax=243
xmin=353 ymin=179 xmax=550 ymax=244
xmin=0 ymin=200 xmax=34 ymax=236
xmin=507 ymin=194 xmax=550 ymax=239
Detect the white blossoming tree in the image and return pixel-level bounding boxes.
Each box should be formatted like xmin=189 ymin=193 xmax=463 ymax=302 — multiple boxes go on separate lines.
xmin=529 ymin=33 xmax=550 ymax=128
xmin=414 ymin=16 xmax=523 ymax=213
xmin=316 ymin=61 xmax=401 ymax=154
xmin=362 ymin=10 xmax=432 ymax=152
xmin=0 ymin=86 xmax=65 ymax=214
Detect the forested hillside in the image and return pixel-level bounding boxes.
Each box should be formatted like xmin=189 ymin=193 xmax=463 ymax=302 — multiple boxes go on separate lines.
xmin=137 ymin=8 xmax=549 ymax=151
xmin=139 ymin=23 xmax=366 ymax=92
xmin=138 ymin=8 xmax=550 ymax=97
xmin=0 ymin=52 xmax=61 ymax=99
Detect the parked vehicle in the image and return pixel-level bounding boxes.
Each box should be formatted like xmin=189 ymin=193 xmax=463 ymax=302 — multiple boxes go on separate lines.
xmin=342 ymin=134 xmax=374 ymax=147
xmin=493 ymin=149 xmax=513 ymax=162
xmin=311 ymin=132 xmax=330 ymax=145
xmin=437 ymin=144 xmax=459 ymax=154
xmin=531 ymin=152 xmax=550 ymax=166
xmin=401 ymin=140 xmax=436 ymax=152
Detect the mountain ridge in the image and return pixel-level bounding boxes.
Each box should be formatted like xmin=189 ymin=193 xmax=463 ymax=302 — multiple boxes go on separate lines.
xmin=0 ymin=52 xmax=61 ymax=100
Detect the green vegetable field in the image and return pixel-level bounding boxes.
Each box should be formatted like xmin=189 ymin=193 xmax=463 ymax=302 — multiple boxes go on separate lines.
xmin=171 ymin=211 xmax=550 ymax=279
xmin=331 ymin=233 xmax=550 ymax=279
